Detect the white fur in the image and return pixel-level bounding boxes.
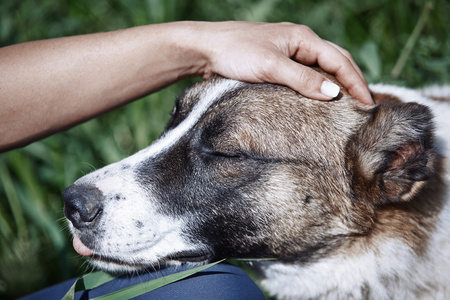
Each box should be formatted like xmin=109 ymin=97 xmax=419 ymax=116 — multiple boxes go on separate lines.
xmin=259 ymin=231 xmax=450 ymax=299
xmin=126 ymin=79 xmax=243 ymax=165
xmin=72 ymin=79 xmax=242 ymax=271
xmin=259 ymin=239 xmax=416 ymax=300
xmin=72 ymin=173 xmax=200 ymax=272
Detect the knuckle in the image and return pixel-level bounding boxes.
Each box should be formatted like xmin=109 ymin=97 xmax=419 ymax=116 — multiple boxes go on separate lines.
xmin=340 ymin=48 xmax=353 ymax=60
xmin=280 ymin=23 xmax=316 ymax=38
xmin=296 ymin=67 xmax=317 ymax=89
xmin=297 ymin=24 xmax=315 ymax=36
xmin=278 ymin=21 xmax=294 ymax=26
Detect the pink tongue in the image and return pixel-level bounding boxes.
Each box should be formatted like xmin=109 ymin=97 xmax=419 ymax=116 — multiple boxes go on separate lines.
xmin=73 ymin=236 xmax=94 ymax=256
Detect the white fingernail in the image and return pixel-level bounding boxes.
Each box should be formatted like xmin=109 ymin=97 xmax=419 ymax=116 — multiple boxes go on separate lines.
xmin=321 ymin=81 xmax=340 ymax=98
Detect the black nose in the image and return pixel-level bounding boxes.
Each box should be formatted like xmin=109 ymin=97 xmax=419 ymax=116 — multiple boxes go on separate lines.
xmin=63 ymin=184 xmax=104 ymax=229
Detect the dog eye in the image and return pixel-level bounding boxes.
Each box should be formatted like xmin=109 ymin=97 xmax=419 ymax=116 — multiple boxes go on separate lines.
xmin=200 ymin=146 xmax=246 ymax=159
xmin=210 ymin=150 xmax=244 ymax=159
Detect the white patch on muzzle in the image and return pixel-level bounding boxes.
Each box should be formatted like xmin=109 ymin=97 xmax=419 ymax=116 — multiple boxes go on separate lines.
xmin=71 ymin=79 xmax=242 ymax=271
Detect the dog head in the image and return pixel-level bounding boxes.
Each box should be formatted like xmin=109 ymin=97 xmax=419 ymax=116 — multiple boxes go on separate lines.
xmin=63 ymin=76 xmax=436 ymax=273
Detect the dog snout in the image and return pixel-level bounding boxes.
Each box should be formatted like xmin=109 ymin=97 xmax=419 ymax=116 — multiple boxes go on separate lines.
xmin=63 ymin=184 xmax=104 ymax=229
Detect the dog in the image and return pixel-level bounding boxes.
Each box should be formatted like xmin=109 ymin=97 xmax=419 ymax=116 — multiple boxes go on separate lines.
xmin=63 ymin=70 xmax=450 ymax=299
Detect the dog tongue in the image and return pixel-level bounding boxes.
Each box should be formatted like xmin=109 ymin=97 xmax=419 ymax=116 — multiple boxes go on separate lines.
xmin=73 ymin=236 xmax=94 ymax=256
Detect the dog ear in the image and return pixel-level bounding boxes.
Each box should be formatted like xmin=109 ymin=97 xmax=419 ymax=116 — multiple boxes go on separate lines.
xmin=347 ymin=102 xmax=436 ymax=205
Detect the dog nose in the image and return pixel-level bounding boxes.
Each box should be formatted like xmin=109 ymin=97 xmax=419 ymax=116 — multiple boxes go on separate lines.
xmin=63 ymin=184 xmax=104 ymax=229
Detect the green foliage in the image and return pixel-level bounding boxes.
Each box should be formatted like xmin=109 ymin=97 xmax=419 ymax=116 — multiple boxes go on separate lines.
xmin=0 ymin=0 xmax=448 ymax=298
xmin=62 ymin=260 xmax=224 ymax=300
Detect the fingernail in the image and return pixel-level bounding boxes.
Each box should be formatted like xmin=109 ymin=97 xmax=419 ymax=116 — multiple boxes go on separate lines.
xmin=321 ymin=81 xmax=340 ymax=99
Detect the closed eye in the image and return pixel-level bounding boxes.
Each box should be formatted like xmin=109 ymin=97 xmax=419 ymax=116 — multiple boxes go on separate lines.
xmin=207 ymin=150 xmax=245 ymax=159
xmin=198 ymin=145 xmax=247 ymax=159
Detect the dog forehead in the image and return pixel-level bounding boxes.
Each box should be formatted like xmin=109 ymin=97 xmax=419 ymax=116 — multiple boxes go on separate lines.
xmin=198 ymin=82 xmax=365 ymax=162
xmin=122 ymin=77 xmax=365 ymax=170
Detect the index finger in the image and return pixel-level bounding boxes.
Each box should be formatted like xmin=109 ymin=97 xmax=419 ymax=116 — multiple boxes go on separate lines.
xmin=291 ymin=32 xmax=373 ymax=105
xmin=325 ymin=41 xmax=366 ymax=85
xmin=315 ymin=42 xmax=373 ymax=105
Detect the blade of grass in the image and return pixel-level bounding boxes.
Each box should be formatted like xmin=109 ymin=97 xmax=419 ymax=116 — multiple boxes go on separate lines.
xmin=6 ymin=150 xmax=66 ymax=251
xmin=391 ymin=0 xmax=434 ymax=78
xmin=77 ymin=271 xmax=118 ymax=291
xmin=91 ymin=260 xmax=225 ymax=300
xmin=0 ymin=159 xmax=27 ymax=237
xmin=62 ymin=260 xmax=224 ymax=300
xmin=0 ymin=203 xmax=13 ymax=241
xmin=61 ymin=280 xmax=78 ymax=300
xmin=62 ymin=272 xmax=117 ymax=300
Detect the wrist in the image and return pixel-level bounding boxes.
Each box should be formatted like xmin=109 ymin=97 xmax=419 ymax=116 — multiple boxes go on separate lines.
xmin=165 ymin=21 xmax=211 ymax=79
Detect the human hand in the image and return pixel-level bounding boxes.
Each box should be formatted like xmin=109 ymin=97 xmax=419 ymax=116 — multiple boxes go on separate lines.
xmin=195 ymin=21 xmax=373 ymax=105
xmin=0 ymin=21 xmax=373 ymax=152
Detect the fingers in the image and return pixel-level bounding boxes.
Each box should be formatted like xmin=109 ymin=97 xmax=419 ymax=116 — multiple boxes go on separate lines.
xmin=288 ymin=26 xmax=373 ymax=104
xmin=322 ymin=42 xmax=373 ymax=105
xmin=325 ymin=41 xmax=365 ymax=82
xmin=315 ymin=42 xmax=373 ymax=105
xmin=265 ymin=55 xmax=341 ymax=101
xmin=204 ymin=22 xmax=373 ymax=104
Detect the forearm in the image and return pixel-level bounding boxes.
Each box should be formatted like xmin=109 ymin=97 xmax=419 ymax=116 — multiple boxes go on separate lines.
xmin=0 ymin=22 xmax=207 ymax=151
xmin=0 ymin=21 xmax=372 ymax=152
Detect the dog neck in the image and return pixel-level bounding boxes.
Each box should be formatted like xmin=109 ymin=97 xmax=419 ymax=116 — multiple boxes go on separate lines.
xmin=257 ymin=171 xmax=450 ymax=299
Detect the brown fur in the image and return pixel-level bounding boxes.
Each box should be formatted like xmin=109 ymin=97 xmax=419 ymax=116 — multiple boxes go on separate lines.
xmin=372 ymin=92 xmax=402 ymax=105
xmin=64 ymin=69 xmax=450 ymax=299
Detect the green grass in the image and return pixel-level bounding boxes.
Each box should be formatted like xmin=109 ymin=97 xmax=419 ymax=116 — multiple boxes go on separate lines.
xmin=0 ymin=0 xmax=449 ymax=298
xmin=62 ymin=260 xmax=225 ymax=300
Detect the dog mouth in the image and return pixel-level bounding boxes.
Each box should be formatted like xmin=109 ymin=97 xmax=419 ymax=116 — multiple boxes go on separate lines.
xmin=72 ymin=235 xmax=212 ymax=271
xmin=167 ymin=250 xmax=212 ymax=263
xmin=88 ymin=250 xmax=212 ymax=272
xmin=73 ymin=236 xmax=94 ymax=257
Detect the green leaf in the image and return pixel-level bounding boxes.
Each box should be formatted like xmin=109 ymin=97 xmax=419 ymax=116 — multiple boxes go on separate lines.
xmin=91 ymin=260 xmax=225 ymax=300
xmin=359 ymin=41 xmax=382 ymax=81
xmin=61 ymin=272 xmax=117 ymax=300
xmin=61 ymin=260 xmax=224 ymax=300
xmin=61 ymin=280 xmax=77 ymax=300
xmin=77 ymin=272 xmax=117 ymax=291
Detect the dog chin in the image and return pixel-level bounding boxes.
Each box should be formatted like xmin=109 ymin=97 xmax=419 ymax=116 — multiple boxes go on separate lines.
xmin=88 ymin=251 xmax=213 ymax=274
xmin=72 ymin=233 xmax=214 ymax=274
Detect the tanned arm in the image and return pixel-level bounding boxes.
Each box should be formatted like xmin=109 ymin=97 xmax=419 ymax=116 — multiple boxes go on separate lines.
xmin=0 ymin=21 xmax=371 ymax=152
